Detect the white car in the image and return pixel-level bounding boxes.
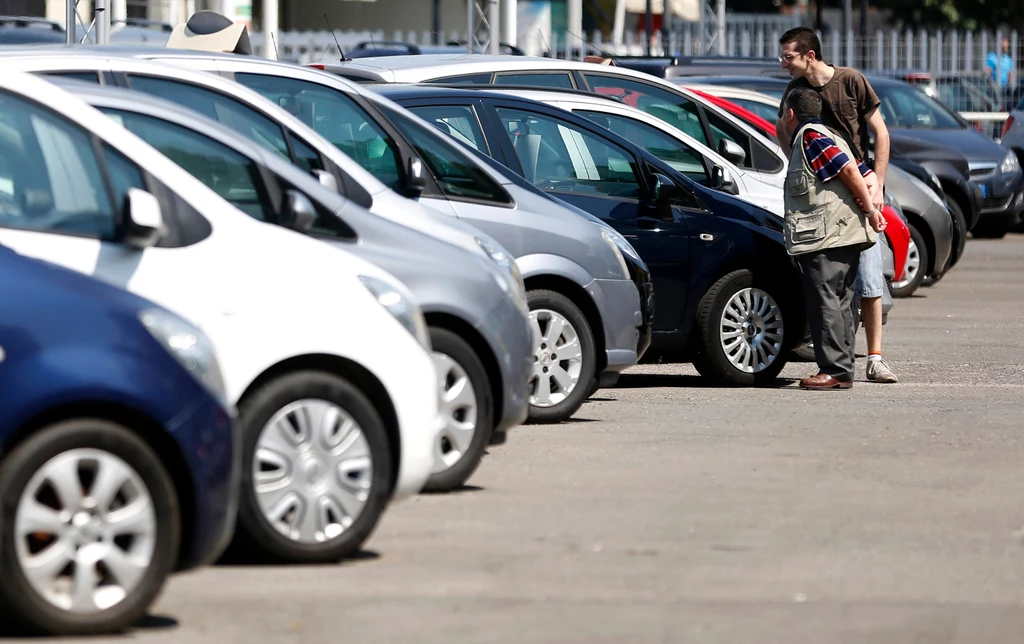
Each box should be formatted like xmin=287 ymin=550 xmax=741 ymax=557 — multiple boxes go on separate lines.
xmin=487 ymin=88 xmax=786 ymax=217
xmin=0 ymin=70 xmax=441 ymax=565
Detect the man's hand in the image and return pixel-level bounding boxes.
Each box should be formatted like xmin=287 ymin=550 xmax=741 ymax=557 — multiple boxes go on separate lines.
xmin=871 ymin=181 xmax=885 ymax=212
xmin=868 ymin=209 xmax=887 ymax=233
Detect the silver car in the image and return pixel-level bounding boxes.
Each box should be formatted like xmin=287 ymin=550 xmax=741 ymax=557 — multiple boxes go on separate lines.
xmin=58 ymin=47 xmax=648 ymax=423
xmin=51 ymin=76 xmax=533 ymax=493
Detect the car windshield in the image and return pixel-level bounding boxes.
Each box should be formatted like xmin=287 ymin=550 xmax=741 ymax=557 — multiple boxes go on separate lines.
xmin=874 ymin=84 xmax=964 ymax=130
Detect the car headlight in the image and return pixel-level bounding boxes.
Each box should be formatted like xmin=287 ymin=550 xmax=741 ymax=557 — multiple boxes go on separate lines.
xmin=1000 ymin=150 xmax=1019 ymax=175
xmin=600 ymin=227 xmax=634 ymax=279
xmin=476 ymin=236 xmax=528 ymax=313
xmin=139 ymin=308 xmax=229 ymax=408
xmin=905 ymin=172 xmax=946 ymax=210
xmin=358 ymin=275 xmax=431 ymax=349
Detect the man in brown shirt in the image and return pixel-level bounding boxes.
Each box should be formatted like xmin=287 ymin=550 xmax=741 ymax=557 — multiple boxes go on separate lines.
xmin=774 ymin=26 xmax=899 ymax=384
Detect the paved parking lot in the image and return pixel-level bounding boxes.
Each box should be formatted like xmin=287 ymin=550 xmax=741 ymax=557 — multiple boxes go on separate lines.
xmin=9 ymin=237 xmax=1024 ymax=643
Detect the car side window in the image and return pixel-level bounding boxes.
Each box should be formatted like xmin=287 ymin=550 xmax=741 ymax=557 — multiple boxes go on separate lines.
xmin=496 ymin=107 xmax=642 ymax=201
xmin=494 ymin=72 xmax=575 ymax=89
xmin=426 ymin=73 xmax=494 ymax=85
xmin=125 ymin=75 xmax=293 ymax=161
xmin=375 ymin=101 xmax=513 ymax=205
xmin=100 ymin=108 xmax=271 ymax=221
xmin=41 ymin=71 xmax=102 ymax=84
xmin=577 ymin=109 xmax=709 ymax=185
xmin=0 ymin=91 xmax=119 ymax=240
xmin=580 ymin=73 xmax=710 ymax=147
xmin=405 ymin=105 xmax=489 ymax=152
xmin=703 ymin=109 xmax=756 ymax=169
xmin=730 ymin=98 xmax=782 ymax=123
xmin=233 ymin=73 xmax=403 ymax=191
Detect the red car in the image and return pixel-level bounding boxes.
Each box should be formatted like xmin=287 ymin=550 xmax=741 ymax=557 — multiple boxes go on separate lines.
xmin=686 ymin=88 xmax=911 ymax=282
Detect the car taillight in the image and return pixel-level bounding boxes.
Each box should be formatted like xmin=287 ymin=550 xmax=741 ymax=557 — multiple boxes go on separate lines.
xmin=1003 ymin=115 xmax=1015 ymax=139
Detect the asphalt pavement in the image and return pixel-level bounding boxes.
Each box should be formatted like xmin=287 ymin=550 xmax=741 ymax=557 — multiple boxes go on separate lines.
xmin=8 ymin=237 xmax=1024 ymax=643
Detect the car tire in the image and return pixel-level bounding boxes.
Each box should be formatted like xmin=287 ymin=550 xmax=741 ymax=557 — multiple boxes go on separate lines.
xmin=891 ymin=223 xmax=927 ymax=298
xmin=971 ymin=212 xmax=1015 ymax=239
xmin=945 ymin=198 xmax=968 ymax=270
xmin=232 ymin=371 xmax=392 ymax=564
xmin=423 ymin=328 xmax=494 ymax=493
xmin=526 ymin=289 xmax=596 ymax=424
xmin=691 ymin=269 xmax=794 ymax=387
xmin=0 ymin=419 xmax=179 ymax=636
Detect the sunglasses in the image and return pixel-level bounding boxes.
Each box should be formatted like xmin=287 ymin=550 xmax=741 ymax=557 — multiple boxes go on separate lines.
xmin=778 ymin=52 xmax=806 ymax=63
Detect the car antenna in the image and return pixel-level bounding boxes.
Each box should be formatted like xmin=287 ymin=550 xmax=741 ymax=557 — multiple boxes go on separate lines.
xmin=270 ymin=31 xmax=280 ymax=60
xmin=324 ymin=12 xmax=350 ymax=61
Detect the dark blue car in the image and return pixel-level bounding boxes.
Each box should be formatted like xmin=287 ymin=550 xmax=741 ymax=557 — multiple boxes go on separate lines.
xmin=376 ymin=84 xmax=804 ymax=386
xmin=0 ymin=246 xmax=238 ymax=636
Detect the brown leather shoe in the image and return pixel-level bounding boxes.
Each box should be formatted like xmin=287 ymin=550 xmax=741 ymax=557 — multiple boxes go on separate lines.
xmin=800 ymin=373 xmax=853 ymax=390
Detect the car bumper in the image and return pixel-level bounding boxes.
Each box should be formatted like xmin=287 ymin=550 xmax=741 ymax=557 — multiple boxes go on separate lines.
xmin=170 ymin=396 xmax=240 ymax=571
xmin=589 ymin=277 xmax=643 ymax=375
xmin=478 ymin=294 xmax=532 ymax=437
xmin=977 ymin=169 xmax=1024 ymax=217
xmin=385 ymin=346 xmax=444 ymax=502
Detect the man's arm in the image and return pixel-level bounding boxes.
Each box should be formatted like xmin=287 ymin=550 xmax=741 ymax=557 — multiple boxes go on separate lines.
xmin=838 ymin=163 xmax=886 ymax=232
xmin=866 ymin=109 xmax=889 ymax=210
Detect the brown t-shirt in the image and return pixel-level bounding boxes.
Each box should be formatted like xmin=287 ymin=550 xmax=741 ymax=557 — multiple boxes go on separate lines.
xmin=779 ymin=65 xmax=881 ymax=163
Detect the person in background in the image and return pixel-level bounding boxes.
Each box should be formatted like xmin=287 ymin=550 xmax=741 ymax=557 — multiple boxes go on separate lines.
xmin=779 ymin=88 xmax=887 ymax=390
xmin=775 ymin=26 xmax=899 ymax=384
xmin=987 ymin=37 xmax=1015 ymax=103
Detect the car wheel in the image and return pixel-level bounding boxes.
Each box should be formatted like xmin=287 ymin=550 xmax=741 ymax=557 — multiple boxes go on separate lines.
xmin=423 ymin=328 xmax=494 ymax=493
xmin=0 ymin=419 xmax=179 ymax=636
xmin=945 ymin=198 xmax=968 ymax=270
xmin=891 ymin=223 xmax=927 ymax=298
xmin=232 ymin=371 xmax=392 ymax=564
xmin=526 ymin=289 xmax=596 ymax=424
xmin=691 ymin=269 xmax=793 ymax=386
xmin=971 ymin=212 xmax=1015 ymax=239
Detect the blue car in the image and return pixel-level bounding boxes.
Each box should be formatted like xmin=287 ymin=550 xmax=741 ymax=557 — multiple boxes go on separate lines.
xmin=377 ymin=84 xmax=805 ymax=386
xmin=0 ymin=247 xmax=238 ymax=636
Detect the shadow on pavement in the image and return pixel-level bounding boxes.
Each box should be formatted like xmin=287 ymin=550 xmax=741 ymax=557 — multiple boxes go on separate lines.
xmin=0 ymin=615 xmax=179 ymax=639
xmin=215 ymin=548 xmax=382 ymax=568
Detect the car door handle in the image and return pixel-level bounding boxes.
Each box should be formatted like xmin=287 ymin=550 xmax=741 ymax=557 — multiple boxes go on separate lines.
xmin=699 ymin=233 xmax=714 ymax=241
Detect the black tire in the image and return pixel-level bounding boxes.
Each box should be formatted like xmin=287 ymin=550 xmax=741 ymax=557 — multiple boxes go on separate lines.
xmin=971 ymin=212 xmax=1015 ymax=239
xmin=0 ymin=419 xmax=180 ymax=636
xmin=526 ymin=289 xmax=597 ymax=424
xmin=891 ymin=223 xmax=927 ymax=298
xmin=691 ymin=269 xmax=796 ymax=387
xmin=946 ymin=198 xmax=968 ymax=270
xmin=423 ymin=327 xmax=494 ymax=493
xmin=231 ymin=371 xmax=392 ymax=564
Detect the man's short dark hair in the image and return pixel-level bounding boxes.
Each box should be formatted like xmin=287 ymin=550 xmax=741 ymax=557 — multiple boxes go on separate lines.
xmin=786 ymin=88 xmax=823 ymax=123
xmin=780 ymin=26 xmax=822 ymax=61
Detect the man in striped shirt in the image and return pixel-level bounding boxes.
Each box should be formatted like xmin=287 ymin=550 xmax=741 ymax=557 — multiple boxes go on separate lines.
xmin=798 ymin=118 xmax=875 ymax=185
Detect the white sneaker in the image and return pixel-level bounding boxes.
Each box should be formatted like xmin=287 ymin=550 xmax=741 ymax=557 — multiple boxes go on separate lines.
xmin=866 ymin=359 xmax=899 ymax=383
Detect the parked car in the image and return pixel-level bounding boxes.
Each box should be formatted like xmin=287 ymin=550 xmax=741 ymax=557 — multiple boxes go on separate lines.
xmin=54 ymin=76 xmax=530 ymax=492
xmin=0 ymin=245 xmax=237 ymax=635
xmin=86 ymin=47 xmax=649 ymax=422
xmin=864 ymin=74 xmax=1023 ymax=238
xmin=0 ymin=69 xmax=442 ymax=565
xmin=0 ymin=16 xmax=66 ymax=44
xmin=377 ymin=83 xmax=810 ymax=386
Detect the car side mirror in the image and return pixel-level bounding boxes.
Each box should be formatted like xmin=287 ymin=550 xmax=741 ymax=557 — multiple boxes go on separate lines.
xmin=312 ymin=169 xmax=339 ymax=193
xmin=710 ymin=165 xmax=738 ymax=194
xmin=405 ymin=156 xmax=427 ymax=198
xmin=648 ymin=172 xmax=675 ymax=218
xmin=718 ymin=139 xmax=746 ymax=165
xmin=282 ymin=189 xmax=317 ymax=233
xmin=124 ymin=188 xmax=165 ymax=249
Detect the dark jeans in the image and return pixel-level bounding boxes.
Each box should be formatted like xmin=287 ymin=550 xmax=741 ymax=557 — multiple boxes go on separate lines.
xmin=797 ymin=245 xmax=863 ymax=382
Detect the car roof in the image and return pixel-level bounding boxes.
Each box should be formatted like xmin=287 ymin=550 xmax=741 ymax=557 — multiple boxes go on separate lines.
xmin=671 ymin=74 xmax=790 ymax=86
xmin=680 ymin=84 xmax=780 ymax=103
xmin=322 ymin=52 xmax=644 ymax=81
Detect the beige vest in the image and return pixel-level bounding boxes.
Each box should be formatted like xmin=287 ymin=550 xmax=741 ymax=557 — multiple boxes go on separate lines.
xmin=784 ymin=122 xmax=877 ymax=256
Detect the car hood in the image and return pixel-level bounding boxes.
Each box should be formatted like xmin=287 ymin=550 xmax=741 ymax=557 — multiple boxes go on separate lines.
xmin=889 ymin=128 xmax=1008 ymax=166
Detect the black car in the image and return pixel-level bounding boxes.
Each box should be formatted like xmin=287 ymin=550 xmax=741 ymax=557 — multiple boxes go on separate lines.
xmin=374 ymin=83 xmax=808 ymax=386
xmin=864 ymin=74 xmax=1022 ymax=238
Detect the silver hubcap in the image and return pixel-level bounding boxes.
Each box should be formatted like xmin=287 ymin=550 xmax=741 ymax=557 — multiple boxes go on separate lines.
xmin=15 ymin=449 xmax=156 ymax=614
xmin=254 ymin=400 xmax=372 ymax=544
xmin=431 ymin=352 xmax=478 ymax=472
xmin=893 ymin=239 xmax=921 ymax=289
xmin=720 ymin=287 xmax=785 ymax=373
xmin=529 ymin=308 xmax=584 ymax=408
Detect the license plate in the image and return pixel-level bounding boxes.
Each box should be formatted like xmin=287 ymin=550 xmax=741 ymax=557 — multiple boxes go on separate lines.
xmin=980 ymin=183 xmax=988 ymax=197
